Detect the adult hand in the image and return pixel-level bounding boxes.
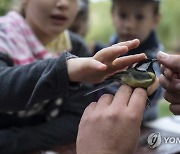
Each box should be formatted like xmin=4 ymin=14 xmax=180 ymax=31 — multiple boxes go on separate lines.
xmin=157 ymin=51 xmax=180 ymax=114
xmin=76 ymin=85 xmax=147 ymax=154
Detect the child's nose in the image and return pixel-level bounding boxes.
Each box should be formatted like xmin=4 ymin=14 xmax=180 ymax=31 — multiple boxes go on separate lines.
xmin=56 ymin=0 xmax=70 ymax=8
xmin=124 ymin=17 xmax=136 ymax=30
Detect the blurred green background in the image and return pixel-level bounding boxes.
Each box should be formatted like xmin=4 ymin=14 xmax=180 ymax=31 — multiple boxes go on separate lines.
xmin=0 ymin=0 xmax=11 ymax=15
xmin=86 ymin=0 xmax=180 ymax=51
xmin=0 ymin=0 xmax=178 ymax=117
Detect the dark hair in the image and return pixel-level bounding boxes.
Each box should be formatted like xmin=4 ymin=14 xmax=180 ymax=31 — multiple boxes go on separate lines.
xmin=73 ymin=0 xmax=89 ymax=23
xmin=112 ymin=0 xmax=160 ymax=16
xmin=79 ymin=0 xmax=89 ymax=15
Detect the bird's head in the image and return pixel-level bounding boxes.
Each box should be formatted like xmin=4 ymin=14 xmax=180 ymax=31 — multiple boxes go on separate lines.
xmin=134 ymin=58 xmax=157 ymax=73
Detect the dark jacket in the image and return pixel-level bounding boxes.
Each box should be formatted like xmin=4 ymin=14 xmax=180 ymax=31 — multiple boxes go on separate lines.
xmin=0 ymin=32 xmax=94 ymax=154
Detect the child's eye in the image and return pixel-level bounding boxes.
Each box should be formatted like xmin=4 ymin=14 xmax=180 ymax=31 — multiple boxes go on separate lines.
xmin=135 ymin=14 xmax=145 ymax=21
xmin=118 ymin=13 xmax=127 ymax=19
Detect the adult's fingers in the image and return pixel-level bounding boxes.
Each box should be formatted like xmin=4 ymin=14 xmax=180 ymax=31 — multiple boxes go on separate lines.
xmin=81 ymin=102 xmax=97 ymax=121
xmin=157 ymin=51 xmax=180 ymax=73
xmin=93 ymin=45 xmax=128 ymax=63
xmin=169 ymin=104 xmax=180 ymax=115
xmin=114 ymin=39 xmax=140 ymax=50
xmin=111 ymin=85 xmax=133 ymax=108
xmin=162 ymin=65 xmax=174 ymax=80
xmin=159 ymin=74 xmax=180 ymax=92
xmin=128 ymin=88 xmax=147 ymax=119
xmin=164 ymin=91 xmax=180 ymax=104
xmin=84 ymin=102 xmax=97 ymax=113
xmin=113 ymin=53 xmax=146 ymax=70
xmin=96 ymin=94 xmax=114 ymax=109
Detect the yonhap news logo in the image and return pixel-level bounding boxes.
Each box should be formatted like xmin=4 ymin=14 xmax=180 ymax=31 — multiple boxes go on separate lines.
xmin=147 ymin=132 xmax=180 ymax=149
xmin=147 ymin=132 xmax=161 ymax=148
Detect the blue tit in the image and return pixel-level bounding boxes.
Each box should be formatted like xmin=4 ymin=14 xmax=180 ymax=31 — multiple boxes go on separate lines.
xmin=85 ymin=58 xmax=157 ymax=96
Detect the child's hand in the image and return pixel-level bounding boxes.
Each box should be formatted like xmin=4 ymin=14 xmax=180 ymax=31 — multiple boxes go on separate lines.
xmin=67 ymin=39 xmax=146 ymax=83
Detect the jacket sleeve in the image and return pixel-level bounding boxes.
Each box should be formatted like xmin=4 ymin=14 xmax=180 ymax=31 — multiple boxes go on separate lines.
xmin=0 ymin=50 xmax=93 ymax=153
xmin=0 ymin=113 xmax=79 ymax=154
xmin=0 ymin=87 xmax=94 ymax=154
xmin=0 ymin=52 xmax=77 ymax=112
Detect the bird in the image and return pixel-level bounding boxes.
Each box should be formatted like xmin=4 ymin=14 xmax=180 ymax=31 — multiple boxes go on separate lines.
xmin=85 ymin=58 xmax=157 ymax=96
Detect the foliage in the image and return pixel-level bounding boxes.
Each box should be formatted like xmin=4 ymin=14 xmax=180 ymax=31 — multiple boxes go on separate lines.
xmin=158 ymin=0 xmax=180 ymax=50
xmin=0 ymin=0 xmax=12 ymax=15
xmin=85 ymin=0 xmax=114 ymax=44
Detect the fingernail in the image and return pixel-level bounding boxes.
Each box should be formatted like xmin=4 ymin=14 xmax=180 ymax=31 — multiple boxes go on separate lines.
xmin=158 ymin=51 xmax=169 ymax=59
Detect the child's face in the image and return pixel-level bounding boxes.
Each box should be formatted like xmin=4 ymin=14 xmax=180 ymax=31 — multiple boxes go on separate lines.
xmin=111 ymin=1 xmax=160 ymax=42
xmin=23 ymin=0 xmax=78 ymax=39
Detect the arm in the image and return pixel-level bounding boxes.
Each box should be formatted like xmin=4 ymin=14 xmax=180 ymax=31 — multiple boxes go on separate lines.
xmin=0 ymin=39 xmax=147 ymax=111
xmin=0 ymin=52 xmax=75 ymax=112
xmin=0 ymin=58 xmax=94 ymax=154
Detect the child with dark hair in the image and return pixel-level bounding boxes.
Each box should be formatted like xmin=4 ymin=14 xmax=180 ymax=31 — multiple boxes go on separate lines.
xmin=94 ymin=0 xmax=163 ymax=121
